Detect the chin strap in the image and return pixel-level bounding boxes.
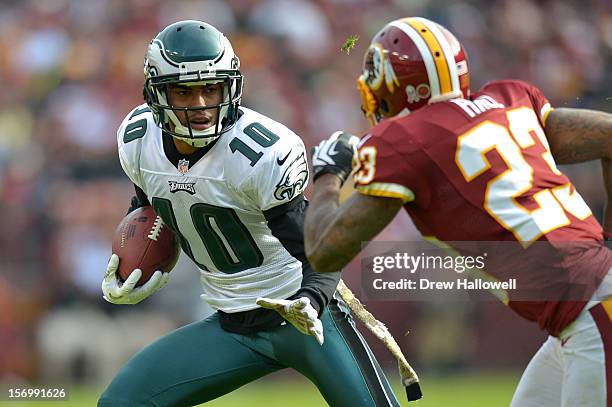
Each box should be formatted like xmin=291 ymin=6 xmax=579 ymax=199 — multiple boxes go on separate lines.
xmin=176 ymin=135 xmax=218 ymax=148
xmin=174 ymin=115 xmax=230 ymax=147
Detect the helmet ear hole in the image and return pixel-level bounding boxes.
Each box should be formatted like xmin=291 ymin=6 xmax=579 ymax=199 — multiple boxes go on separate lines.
xmin=380 ymin=99 xmax=389 ymax=114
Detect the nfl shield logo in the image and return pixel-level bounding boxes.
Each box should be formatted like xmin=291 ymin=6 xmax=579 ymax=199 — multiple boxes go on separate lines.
xmin=178 ymin=159 xmax=189 ymax=175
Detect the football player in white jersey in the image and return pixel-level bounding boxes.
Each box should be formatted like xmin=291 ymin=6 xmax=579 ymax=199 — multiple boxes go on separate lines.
xmin=98 ymin=20 xmax=401 ymax=407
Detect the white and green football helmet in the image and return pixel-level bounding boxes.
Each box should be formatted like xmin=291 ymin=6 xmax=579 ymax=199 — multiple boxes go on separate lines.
xmin=143 ymin=20 xmax=243 ymax=147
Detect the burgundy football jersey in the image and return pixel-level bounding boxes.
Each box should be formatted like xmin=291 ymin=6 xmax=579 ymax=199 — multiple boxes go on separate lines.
xmin=354 ymin=79 xmax=612 ymax=336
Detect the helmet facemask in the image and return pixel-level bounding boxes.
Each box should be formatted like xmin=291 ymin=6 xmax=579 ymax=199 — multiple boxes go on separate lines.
xmin=357 ymin=45 xmax=403 ymax=126
xmin=144 ymin=71 xmax=243 ymax=147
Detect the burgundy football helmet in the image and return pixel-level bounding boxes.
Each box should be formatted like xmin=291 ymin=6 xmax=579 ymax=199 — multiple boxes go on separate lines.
xmin=358 ymin=17 xmax=470 ymax=125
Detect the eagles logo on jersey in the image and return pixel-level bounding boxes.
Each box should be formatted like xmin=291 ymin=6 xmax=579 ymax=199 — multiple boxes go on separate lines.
xmin=274 ymin=152 xmax=308 ymax=201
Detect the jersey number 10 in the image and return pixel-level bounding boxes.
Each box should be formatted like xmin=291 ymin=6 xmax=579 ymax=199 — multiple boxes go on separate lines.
xmin=152 ymin=198 xmax=264 ymax=274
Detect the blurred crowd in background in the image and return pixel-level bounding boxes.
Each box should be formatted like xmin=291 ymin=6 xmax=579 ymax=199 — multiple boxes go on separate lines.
xmin=0 ymin=0 xmax=610 ymax=389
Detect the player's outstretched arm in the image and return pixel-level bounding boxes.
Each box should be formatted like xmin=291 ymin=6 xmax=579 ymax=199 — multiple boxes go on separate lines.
xmin=305 ymin=178 xmax=403 ymax=272
xmin=305 ymin=132 xmax=404 ymax=272
xmin=545 ymin=108 xmax=612 ymax=164
xmin=545 ymin=108 xmax=612 ymax=232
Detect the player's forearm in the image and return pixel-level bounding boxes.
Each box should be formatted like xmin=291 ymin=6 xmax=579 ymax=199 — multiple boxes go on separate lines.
xmin=546 ymin=108 xmax=612 ymax=234
xmin=545 ymin=108 xmax=612 ymax=164
xmin=294 ymin=268 xmax=341 ymax=314
xmin=305 ymin=175 xmax=342 ymax=234
xmin=306 ymin=175 xmax=374 ymax=273
xmin=603 ymin=157 xmax=612 ymax=235
xmin=304 ymin=175 xmax=345 ymax=272
xmin=305 ymin=177 xmax=403 ymax=272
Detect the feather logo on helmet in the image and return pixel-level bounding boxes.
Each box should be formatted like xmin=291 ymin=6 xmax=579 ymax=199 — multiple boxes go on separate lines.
xmin=274 ymin=152 xmax=308 ymax=201
xmin=366 ymin=44 xmax=400 ymax=94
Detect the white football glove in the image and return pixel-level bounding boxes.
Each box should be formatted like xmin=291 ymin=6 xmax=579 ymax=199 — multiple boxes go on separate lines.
xmin=256 ymin=297 xmax=324 ymax=345
xmin=311 ymin=131 xmax=360 ymax=184
xmin=102 ymin=254 xmax=170 ymax=305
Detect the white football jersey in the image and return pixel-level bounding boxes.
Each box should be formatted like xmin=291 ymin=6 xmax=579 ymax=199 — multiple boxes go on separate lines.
xmin=117 ymin=104 xmax=309 ymax=312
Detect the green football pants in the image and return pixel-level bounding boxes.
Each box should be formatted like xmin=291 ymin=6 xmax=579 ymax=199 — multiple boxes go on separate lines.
xmin=98 ymin=299 xmax=400 ymax=406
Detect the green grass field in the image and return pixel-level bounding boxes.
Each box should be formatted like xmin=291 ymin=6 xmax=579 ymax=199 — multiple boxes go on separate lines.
xmin=4 ymin=371 xmax=519 ymax=406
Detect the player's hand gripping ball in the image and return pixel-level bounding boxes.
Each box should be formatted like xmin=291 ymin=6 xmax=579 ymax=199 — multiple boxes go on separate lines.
xmin=111 ymin=206 xmax=180 ymax=286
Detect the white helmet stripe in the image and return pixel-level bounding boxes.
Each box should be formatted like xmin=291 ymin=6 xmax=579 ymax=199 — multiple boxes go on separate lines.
xmin=389 ymin=21 xmax=441 ymax=98
xmin=415 ymin=17 xmax=460 ymax=94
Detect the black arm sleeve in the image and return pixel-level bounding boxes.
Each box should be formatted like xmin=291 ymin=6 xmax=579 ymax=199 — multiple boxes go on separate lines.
xmin=216 ymin=194 xmax=342 ymax=334
xmin=264 ymin=194 xmax=341 ymax=315
xmin=127 ymin=184 xmax=151 ymax=214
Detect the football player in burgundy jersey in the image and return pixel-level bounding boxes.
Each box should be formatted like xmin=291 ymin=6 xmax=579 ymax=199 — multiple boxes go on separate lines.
xmin=305 ymin=17 xmax=612 ymax=407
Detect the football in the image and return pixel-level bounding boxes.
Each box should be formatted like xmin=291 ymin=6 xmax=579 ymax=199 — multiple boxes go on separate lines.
xmin=111 ymin=206 xmax=180 ymax=286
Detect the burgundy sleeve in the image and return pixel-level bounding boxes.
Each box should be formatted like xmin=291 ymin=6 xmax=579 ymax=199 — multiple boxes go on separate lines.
xmin=520 ymin=81 xmax=553 ymax=126
xmin=353 ymin=123 xmax=418 ymax=203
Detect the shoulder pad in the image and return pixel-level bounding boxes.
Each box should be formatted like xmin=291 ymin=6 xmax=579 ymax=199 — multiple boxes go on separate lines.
xmin=117 ymin=104 xmax=156 ymax=189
